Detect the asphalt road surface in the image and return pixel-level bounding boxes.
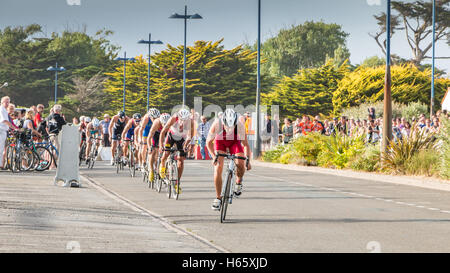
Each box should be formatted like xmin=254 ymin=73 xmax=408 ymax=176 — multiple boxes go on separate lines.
xmin=79 ymin=160 xmax=450 ymax=253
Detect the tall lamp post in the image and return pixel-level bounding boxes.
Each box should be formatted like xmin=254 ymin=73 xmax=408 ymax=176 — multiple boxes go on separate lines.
xmin=431 ymin=0 xmax=436 ymax=116
xmin=382 ymin=0 xmax=393 ymax=153
xmin=169 ymin=5 xmax=202 ymax=106
xmin=254 ymin=0 xmax=262 ymax=160
xmin=115 ymin=52 xmax=136 ymax=113
xmin=47 ymin=63 xmax=66 ymax=104
xmin=138 ymin=34 xmax=163 ymax=112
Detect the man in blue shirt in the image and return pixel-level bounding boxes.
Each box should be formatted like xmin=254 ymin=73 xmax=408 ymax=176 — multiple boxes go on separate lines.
xmin=197 ymin=115 xmax=211 ymax=160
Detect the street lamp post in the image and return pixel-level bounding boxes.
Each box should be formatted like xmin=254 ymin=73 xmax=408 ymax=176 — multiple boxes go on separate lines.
xmin=382 ymin=0 xmax=393 ymax=153
xmin=138 ymin=34 xmax=163 ymax=112
xmin=47 ymin=63 xmax=66 ymax=104
xmin=254 ymin=0 xmax=262 ymax=160
xmin=0 ymin=82 xmax=8 ymax=90
xmin=115 ymin=52 xmax=136 ymax=113
xmin=431 ymin=0 xmax=436 ymax=117
xmin=169 ymin=5 xmax=202 ymax=106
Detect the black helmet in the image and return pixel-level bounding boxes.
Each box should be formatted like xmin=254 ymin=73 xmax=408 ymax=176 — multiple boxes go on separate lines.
xmin=118 ymin=111 xmax=126 ymax=118
xmin=133 ymin=113 xmax=142 ymax=120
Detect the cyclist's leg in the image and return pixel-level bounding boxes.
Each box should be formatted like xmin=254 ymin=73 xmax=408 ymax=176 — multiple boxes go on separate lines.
xmin=213 ymin=151 xmax=226 ymax=200
xmin=86 ymin=139 xmax=92 ymax=159
xmin=230 ymin=141 xmax=245 ymax=182
xmin=176 ymin=139 xmax=187 ymax=180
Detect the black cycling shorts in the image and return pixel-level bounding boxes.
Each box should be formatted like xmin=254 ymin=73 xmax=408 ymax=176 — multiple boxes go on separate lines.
xmin=164 ymin=132 xmax=186 ymax=157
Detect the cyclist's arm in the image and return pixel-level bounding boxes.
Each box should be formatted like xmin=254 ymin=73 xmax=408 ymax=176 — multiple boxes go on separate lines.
xmin=147 ymin=119 xmax=159 ymax=146
xmin=108 ymin=116 xmax=116 ymax=137
xmin=121 ymin=120 xmax=133 ymax=140
xmin=159 ymin=116 xmax=176 ymax=148
xmin=86 ymin=123 xmax=92 ymax=139
xmin=206 ymin=120 xmax=218 ymax=158
xmin=140 ymin=116 xmax=149 ymax=138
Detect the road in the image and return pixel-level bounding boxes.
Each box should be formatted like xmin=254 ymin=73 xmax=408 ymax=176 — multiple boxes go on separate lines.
xmin=2 ymin=160 xmax=450 ymax=252
xmin=81 ymin=160 xmax=450 ymax=253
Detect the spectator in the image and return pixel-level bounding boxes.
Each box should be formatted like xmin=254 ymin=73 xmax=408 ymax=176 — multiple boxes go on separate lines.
xmin=282 ymin=118 xmax=293 ymax=144
xmin=23 ymin=110 xmax=41 ymax=139
xmin=261 ymin=114 xmax=272 ymax=151
xmin=197 ymin=115 xmax=211 ymax=160
xmin=34 ymin=104 xmax=44 ymax=128
xmin=0 ymin=96 xmax=16 ymax=168
xmin=368 ymin=107 xmax=376 ymax=120
xmin=366 ymin=119 xmax=380 ymax=143
xmin=337 ymin=116 xmax=348 ymax=136
xmin=47 ymin=104 xmax=66 ymax=154
xmin=100 ymin=114 xmax=111 ymax=147
xmin=312 ymin=116 xmax=324 ymax=134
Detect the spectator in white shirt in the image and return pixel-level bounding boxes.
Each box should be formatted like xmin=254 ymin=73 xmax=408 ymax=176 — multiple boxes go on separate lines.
xmin=197 ymin=116 xmax=211 ymax=160
xmin=0 ymin=96 xmax=17 ymax=168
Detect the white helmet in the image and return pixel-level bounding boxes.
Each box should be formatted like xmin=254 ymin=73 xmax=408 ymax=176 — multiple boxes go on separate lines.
xmin=80 ymin=116 xmax=85 ymax=122
xmin=92 ymin=118 xmax=100 ymax=127
xmin=177 ymin=109 xmax=191 ymax=121
xmin=148 ymin=108 xmax=160 ymax=119
xmin=85 ymin=117 xmax=91 ymax=123
xmin=160 ymin=113 xmax=171 ymax=125
xmin=222 ymin=109 xmax=237 ymax=128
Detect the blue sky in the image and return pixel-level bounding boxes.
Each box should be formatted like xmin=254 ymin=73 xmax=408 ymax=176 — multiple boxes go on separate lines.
xmin=1 ymin=0 xmax=449 ymax=75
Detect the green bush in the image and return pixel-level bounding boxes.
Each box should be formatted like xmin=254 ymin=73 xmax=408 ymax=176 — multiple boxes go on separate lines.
xmin=262 ymin=144 xmax=289 ymax=163
xmin=404 ymin=149 xmax=440 ymax=177
xmin=401 ymin=101 xmax=428 ymax=121
xmin=349 ymin=143 xmax=381 ymax=172
xmin=290 ymin=133 xmax=326 ymax=166
xmin=382 ymin=127 xmax=436 ymax=174
xmin=317 ymin=133 xmax=366 ymax=169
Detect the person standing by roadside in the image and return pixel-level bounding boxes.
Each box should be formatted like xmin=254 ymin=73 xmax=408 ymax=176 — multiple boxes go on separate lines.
xmin=197 ymin=115 xmax=211 ymax=160
xmin=0 ymin=96 xmax=17 ymax=169
xmin=262 ymin=114 xmax=272 ymax=151
xmin=33 ymin=104 xmax=44 ymax=129
xmin=282 ymin=118 xmax=293 ymax=145
xmin=100 ymin=114 xmax=111 ymax=147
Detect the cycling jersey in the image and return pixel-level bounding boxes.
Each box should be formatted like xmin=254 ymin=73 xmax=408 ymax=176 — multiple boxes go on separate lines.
xmin=112 ymin=118 xmax=126 ymax=140
xmin=169 ymin=116 xmax=191 ymax=141
xmin=214 ymin=125 xmax=244 ymax=155
xmin=142 ymin=119 xmax=153 ymax=138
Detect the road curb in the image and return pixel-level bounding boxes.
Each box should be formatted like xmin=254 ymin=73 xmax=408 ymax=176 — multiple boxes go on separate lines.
xmin=80 ymin=174 xmax=230 ymax=253
xmin=254 ymin=160 xmax=450 ymax=193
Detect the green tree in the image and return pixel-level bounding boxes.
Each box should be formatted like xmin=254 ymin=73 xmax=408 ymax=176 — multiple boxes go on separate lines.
xmin=333 ymin=64 xmax=450 ymax=114
xmin=103 ymin=39 xmax=271 ymax=114
xmin=256 ymin=21 xmax=349 ymax=78
xmin=262 ymin=60 xmax=349 ymax=119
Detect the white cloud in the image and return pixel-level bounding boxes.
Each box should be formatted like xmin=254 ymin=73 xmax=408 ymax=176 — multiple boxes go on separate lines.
xmin=67 ymin=0 xmax=81 ymax=6
xmin=367 ymin=0 xmax=381 ymax=6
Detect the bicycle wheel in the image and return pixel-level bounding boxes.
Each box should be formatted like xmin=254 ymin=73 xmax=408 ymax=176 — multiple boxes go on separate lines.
xmin=170 ymin=160 xmax=180 ymax=200
xmin=19 ymin=147 xmax=35 ymax=172
xmin=154 ymin=158 xmax=161 ymax=191
xmin=220 ymin=172 xmax=233 ymax=223
xmin=5 ymin=145 xmax=14 ymax=170
xmin=128 ymin=146 xmax=135 ymax=177
xmin=34 ymin=146 xmax=53 ymax=171
xmin=9 ymin=147 xmax=19 ymax=173
xmin=165 ymin=161 xmax=171 ymax=199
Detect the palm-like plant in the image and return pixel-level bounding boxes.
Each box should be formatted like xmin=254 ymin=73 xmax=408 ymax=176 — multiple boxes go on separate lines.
xmin=382 ymin=124 xmax=437 ymax=174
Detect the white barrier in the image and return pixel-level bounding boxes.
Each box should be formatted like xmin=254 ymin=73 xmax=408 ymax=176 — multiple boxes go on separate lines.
xmin=54 ymin=125 xmax=81 ymax=187
xmin=98 ymin=146 xmax=112 ymax=161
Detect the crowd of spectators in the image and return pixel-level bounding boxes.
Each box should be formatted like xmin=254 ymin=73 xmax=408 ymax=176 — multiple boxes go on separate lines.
xmin=0 ymin=96 xmax=67 ymax=169
xmin=280 ymin=108 xmax=450 ymax=145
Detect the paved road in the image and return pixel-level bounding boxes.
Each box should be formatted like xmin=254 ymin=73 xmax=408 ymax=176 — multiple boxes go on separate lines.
xmin=0 ymin=170 xmax=218 ymax=253
xmin=80 ymin=160 xmax=450 ymax=253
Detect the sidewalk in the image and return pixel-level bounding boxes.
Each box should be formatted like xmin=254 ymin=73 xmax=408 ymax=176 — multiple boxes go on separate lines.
xmin=0 ymin=171 xmax=217 ymax=253
xmin=254 ymin=160 xmax=450 ymax=193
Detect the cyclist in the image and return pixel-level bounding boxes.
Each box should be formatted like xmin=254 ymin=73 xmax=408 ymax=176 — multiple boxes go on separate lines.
xmin=108 ymin=111 xmax=129 ymax=166
xmin=85 ymin=117 xmax=103 ymax=164
xmin=158 ymin=109 xmax=193 ymax=191
xmin=78 ymin=116 xmax=90 ymax=162
xmin=121 ymin=113 xmax=141 ymax=167
xmin=140 ymin=108 xmax=160 ymax=173
xmin=206 ymin=108 xmax=251 ymax=211
xmin=146 ymin=112 xmax=170 ymax=182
